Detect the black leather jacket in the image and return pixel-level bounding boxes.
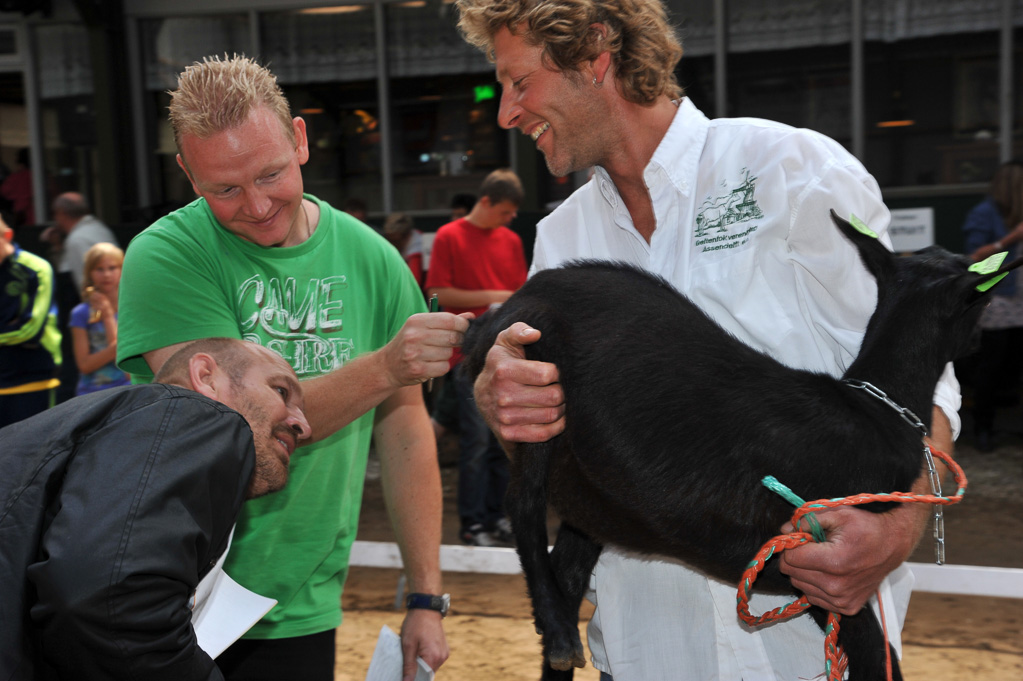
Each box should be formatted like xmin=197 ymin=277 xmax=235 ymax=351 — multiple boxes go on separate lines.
xmin=0 ymin=384 xmax=255 ymax=681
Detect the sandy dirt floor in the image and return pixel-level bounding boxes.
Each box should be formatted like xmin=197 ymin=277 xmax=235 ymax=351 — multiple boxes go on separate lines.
xmin=337 ymin=394 xmax=1022 ymax=681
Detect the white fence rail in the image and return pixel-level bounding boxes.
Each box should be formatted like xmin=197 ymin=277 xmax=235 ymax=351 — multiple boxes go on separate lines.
xmin=350 ymin=540 xmax=1023 ymax=599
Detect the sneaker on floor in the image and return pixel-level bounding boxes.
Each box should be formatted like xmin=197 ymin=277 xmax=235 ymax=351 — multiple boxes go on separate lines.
xmin=461 ymin=524 xmax=498 ymax=547
xmin=490 ymin=517 xmax=515 ymax=544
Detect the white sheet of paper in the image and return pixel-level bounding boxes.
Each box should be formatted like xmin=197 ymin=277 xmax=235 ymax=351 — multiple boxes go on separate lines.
xmin=365 ymin=625 xmax=435 ymax=681
xmin=190 ymin=528 xmax=278 ymax=659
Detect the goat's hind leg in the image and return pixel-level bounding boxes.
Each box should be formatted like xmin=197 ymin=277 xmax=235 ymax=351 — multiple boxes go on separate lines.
xmin=537 ymin=522 xmax=603 ymax=680
xmin=507 ymin=441 xmax=584 ymax=674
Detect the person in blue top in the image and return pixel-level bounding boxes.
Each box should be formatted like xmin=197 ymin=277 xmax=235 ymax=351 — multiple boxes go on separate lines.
xmin=69 ymin=242 xmax=131 ymax=395
xmin=961 ymin=159 xmax=1023 ymax=450
xmin=0 ymin=216 xmax=61 ymax=427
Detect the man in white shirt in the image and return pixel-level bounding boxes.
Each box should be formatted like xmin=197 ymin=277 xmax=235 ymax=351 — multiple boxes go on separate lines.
xmin=456 ymin=0 xmax=959 ymax=679
xmin=51 ymin=192 xmax=118 ymax=292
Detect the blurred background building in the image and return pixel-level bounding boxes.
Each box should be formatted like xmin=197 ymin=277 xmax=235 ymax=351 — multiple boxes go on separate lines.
xmin=0 ymin=0 xmax=1020 ymax=254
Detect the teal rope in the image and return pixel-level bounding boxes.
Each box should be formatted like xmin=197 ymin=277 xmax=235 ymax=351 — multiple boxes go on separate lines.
xmin=762 ymin=476 xmax=826 ymax=543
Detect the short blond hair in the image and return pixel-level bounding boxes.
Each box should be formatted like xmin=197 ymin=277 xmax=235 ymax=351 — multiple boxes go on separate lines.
xmin=81 ymin=242 xmax=124 ymax=299
xmin=168 ymin=54 xmax=294 ymax=154
xmin=456 ymin=0 xmax=683 ymax=105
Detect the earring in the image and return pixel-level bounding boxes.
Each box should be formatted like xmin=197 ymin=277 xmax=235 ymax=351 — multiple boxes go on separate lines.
xmin=593 ymin=77 xmax=603 ymax=89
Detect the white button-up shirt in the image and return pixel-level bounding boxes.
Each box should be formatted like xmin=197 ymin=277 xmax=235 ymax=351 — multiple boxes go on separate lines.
xmin=531 ymin=98 xmax=960 ymax=680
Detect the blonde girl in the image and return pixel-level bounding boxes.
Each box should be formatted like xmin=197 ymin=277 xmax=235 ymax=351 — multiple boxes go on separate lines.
xmin=70 ymin=242 xmax=130 ymax=394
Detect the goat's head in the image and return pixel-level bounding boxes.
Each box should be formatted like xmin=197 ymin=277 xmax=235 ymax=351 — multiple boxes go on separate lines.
xmin=830 ymin=209 xmax=1023 ymax=360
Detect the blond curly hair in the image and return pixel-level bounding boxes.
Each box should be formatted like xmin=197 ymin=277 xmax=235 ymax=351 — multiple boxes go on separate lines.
xmin=168 ymin=54 xmax=294 ymax=153
xmin=456 ymin=0 xmax=683 ymax=104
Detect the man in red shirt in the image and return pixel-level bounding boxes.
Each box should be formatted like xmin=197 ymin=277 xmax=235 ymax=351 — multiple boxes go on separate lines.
xmin=426 ymin=169 xmax=528 ymax=545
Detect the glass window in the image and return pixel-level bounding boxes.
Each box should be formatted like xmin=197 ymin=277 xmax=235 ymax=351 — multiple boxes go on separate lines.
xmin=0 ymin=71 xmax=32 ymax=227
xmin=676 ymin=54 xmax=715 ymax=117
xmin=668 ymin=0 xmax=716 ymax=114
xmin=729 ymin=46 xmax=851 ymax=146
xmin=1017 ymin=38 xmax=1023 ymax=157
xmin=725 ymin=0 xmax=852 ymax=146
xmin=260 ymin=6 xmax=382 ymax=212
xmin=863 ymin=32 xmax=1008 ymax=187
xmin=385 ymin=0 xmax=503 ymax=213
xmin=34 ymin=23 xmax=96 ymax=214
xmin=288 ymin=79 xmax=382 ymax=212
xmin=861 ymin=0 xmax=1021 ymax=187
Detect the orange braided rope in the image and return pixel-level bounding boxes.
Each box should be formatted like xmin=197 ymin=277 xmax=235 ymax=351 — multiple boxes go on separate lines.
xmin=736 ymin=448 xmax=967 ymax=681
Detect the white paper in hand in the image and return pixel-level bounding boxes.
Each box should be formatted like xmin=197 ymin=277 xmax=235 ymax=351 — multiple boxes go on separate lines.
xmin=365 ymin=625 xmax=435 ymax=681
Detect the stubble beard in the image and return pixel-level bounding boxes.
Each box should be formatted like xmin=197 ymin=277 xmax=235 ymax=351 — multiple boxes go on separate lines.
xmin=243 ymin=404 xmax=290 ymax=499
xmin=540 ymin=93 xmax=606 ymax=178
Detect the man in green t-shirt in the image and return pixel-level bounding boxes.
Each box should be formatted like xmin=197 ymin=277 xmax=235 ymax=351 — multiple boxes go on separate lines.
xmin=117 ymin=55 xmax=465 ymax=681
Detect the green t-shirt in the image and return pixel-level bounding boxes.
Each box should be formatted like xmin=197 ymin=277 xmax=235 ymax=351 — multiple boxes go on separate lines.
xmin=117 ymin=195 xmax=427 ymax=638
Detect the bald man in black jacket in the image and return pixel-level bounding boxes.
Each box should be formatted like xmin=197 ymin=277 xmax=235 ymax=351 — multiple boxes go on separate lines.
xmin=0 ymin=338 xmax=309 ymax=681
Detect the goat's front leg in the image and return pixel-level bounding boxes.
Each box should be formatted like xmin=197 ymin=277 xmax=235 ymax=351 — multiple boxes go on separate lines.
xmin=506 ymin=441 xmax=583 ymax=674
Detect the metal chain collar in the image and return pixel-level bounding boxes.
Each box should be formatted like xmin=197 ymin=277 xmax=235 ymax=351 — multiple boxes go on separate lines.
xmin=842 ymin=379 xmax=927 ymax=435
xmin=842 ymin=379 xmax=946 ymax=564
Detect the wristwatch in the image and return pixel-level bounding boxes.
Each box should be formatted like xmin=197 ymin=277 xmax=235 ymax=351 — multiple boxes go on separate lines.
xmin=405 ymin=592 xmax=450 ymax=617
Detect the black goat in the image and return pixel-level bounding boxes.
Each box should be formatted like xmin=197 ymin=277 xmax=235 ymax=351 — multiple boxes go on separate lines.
xmin=460 ymin=211 xmax=1022 ymax=681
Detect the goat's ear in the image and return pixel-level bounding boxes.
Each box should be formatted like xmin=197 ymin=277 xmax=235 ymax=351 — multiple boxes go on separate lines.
xmin=829 ymin=209 xmax=895 ymax=283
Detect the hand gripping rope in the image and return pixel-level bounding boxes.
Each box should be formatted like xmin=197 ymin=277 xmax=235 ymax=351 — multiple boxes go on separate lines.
xmin=735 ymin=447 xmax=968 ymax=681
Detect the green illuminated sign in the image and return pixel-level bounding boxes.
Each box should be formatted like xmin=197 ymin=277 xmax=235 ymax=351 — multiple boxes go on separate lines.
xmin=474 ymin=84 xmax=496 ymax=103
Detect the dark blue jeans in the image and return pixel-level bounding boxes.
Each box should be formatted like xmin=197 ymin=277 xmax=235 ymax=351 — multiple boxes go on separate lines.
xmin=454 ymin=363 xmax=509 ymax=530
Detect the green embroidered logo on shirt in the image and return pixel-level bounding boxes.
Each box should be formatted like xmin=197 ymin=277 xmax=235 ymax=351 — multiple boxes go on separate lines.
xmin=694 ymin=168 xmax=764 ymax=251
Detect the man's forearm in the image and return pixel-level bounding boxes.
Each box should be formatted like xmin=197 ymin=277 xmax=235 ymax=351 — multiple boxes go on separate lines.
xmin=906 ymin=405 xmax=955 ymax=554
xmin=374 ymin=386 xmax=443 ymax=593
xmin=146 ymin=341 xmax=403 ymax=444
xmin=300 ymin=350 xmax=401 ymax=444
xmin=899 ymin=405 xmax=956 ymax=557
xmin=299 ymin=311 xmax=469 ymax=444
xmin=429 ymin=286 xmax=511 ymax=310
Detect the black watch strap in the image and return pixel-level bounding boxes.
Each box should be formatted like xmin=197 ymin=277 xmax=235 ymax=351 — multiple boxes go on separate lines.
xmin=405 ymin=592 xmax=450 ymax=617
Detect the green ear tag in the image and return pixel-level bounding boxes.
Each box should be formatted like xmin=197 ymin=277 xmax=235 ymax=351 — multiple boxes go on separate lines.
xmin=975 ymin=272 xmax=1009 ymax=293
xmin=849 ymin=214 xmax=878 ymax=239
xmin=968 ymin=251 xmax=1007 ymax=275
xmin=970 ymin=252 xmax=1009 ymax=292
